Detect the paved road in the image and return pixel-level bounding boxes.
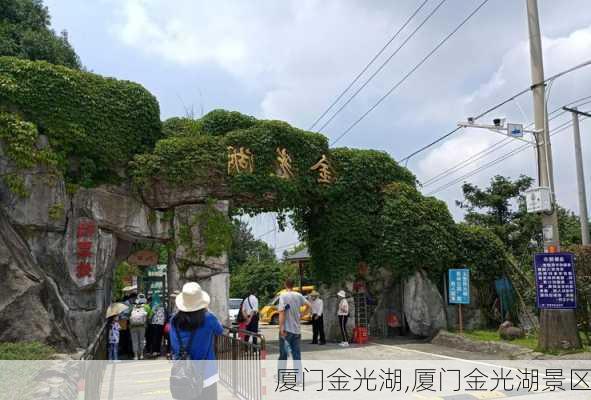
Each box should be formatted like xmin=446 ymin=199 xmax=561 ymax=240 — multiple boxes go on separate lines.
xmin=98 ymin=323 xmax=590 ymax=400
xmin=261 ymin=323 xmax=506 ymax=360
xmin=100 ymin=360 xmax=235 ymax=400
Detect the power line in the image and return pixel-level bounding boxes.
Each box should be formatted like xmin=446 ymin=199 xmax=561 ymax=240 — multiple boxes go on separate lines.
xmin=425 ymin=116 xmax=588 ymax=196
xmin=421 ymin=96 xmax=591 ymax=188
xmin=316 ymin=0 xmax=446 ymax=133
xmin=330 ymin=0 xmax=490 ymax=147
xmin=308 ymin=0 xmax=431 ymax=131
xmin=399 ymin=58 xmax=591 ymax=164
xmin=255 ymin=227 xmax=276 ymax=240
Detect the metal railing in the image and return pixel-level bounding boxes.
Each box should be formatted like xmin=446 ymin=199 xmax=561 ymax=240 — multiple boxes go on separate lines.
xmin=216 ymin=325 xmax=266 ymax=400
xmin=80 ymin=320 xmax=109 ymax=400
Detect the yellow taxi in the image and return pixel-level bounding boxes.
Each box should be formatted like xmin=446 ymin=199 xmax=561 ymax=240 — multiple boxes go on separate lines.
xmin=259 ymin=285 xmax=315 ymax=325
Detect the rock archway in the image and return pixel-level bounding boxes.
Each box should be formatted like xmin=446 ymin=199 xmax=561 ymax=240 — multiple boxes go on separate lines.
xmin=0 ymin=57 xmax=467 ymax=351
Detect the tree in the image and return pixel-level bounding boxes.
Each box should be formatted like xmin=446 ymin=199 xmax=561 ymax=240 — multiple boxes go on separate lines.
xmin=0 ymin=0 xmax=81 ymax=69
xmin=457 ymin=175 xmax=541 ymax=257
xmin=558 ymin=207 xmax=591 ymax=247
xmin=229 ymin=257 xmax=287 ymax=304
xmin=228 ymin=219 xmax=276 ymax=274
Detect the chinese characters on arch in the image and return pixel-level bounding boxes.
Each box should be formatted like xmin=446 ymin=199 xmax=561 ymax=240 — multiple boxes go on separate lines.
xmin=226 ymin=146 xmax=333 ymax=184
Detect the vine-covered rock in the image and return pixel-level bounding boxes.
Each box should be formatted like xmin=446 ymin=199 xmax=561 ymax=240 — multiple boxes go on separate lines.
xmin=0 ymin=57 xmax=162 ymax=186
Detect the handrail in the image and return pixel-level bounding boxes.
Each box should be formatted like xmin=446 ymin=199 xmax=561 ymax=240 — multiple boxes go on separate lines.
xmin=223 ymin=325 xmax=266 ymax=351
xmin=82 ymin=320 xmax=108 ymax=360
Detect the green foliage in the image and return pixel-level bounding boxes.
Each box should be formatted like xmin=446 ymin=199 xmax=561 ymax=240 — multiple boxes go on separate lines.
xmin=225 ymin=120 xmax=329 ymax=213
xmin=229 ymin=219 xmax=276 ymax=274
xmin=0 ymin=112 xmax=58 ymax=168
xmin=130 ymin=134 xmax=226 ymax=187
xmin=48 ymin=203 xmax=64 ymax=221
xmin=563 ymin=244 xmax=591 ymax=343
xmin=200 ymin=109 xmax=256 ymax=136
xmin=456 ymin=224 xmax=511 ymax=284
xmin=0 ymin=0 xmax=81 ymax=69
xmin=457 ymin=175 xmax=539 ymax=256
xmin=2 ymin=173 xmax=28 ymax=197
xmin=296 ymin=148 xmax=416 ymax=282
xmin=199 ymin=200 xmax=233 ymax=257
xmin=0 ymin=57 xmax=162 ymax=186
xmin=230 ymin=258 xmax=286 ymax=304
xmin=112 ymin=261 xmax=141 ymax=301
xmin=456 ymin=224 xmax=512 ymax=324
xmin=376 ymin=182 xmax=458 ymax=281
xmin=558 ymin=207 xmax=590 ymax=247
xmin=175 ymin=199 xmax=233 ymax=261
xmin=162 ymin=117 xmax=202 ymax=137
xmin=0 ymin=341 xmax=54 ymax=359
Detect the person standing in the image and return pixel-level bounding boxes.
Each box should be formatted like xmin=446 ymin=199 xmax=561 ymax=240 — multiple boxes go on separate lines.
xmin=108 ymin=316 xmax=120 ymax=362
xmin=129 ymin=297 xmax=149 ymax=360
xmin=337 ymin=290 xmax=349 ymax=347
xmin=241 ymin=289 xmax=259 ymax=344
xmin=170 ymin=282 xmax=224 ymax=400
xmin=148 ymin=293 xmax=166 ymax=357
xmin=309 ymin=291 xmax=325 ymax=345
xmin=278 ymin=278 xmax=310 ymax=383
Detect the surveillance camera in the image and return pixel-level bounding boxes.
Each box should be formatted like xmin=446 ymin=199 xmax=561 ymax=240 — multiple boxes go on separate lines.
xmin=493 ymin=118 xmax=501 ymax=127
xmin=467 ymin=117 xmax=475 ymax=124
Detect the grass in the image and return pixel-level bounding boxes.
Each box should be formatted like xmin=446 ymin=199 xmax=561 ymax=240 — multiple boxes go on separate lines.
xmin=0 ymin=342 xmax=56 ymax=400
xmin=457 ymin=329 xmax=591 ymax=354
xmin=0 ymin=341 xmax=55 ymax=360
xmin=462 ymin=329 xmax=538 ymax=350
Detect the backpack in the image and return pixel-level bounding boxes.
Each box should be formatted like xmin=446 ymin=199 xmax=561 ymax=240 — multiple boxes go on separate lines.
xmin=130 ymin=305 xmax=147 ymax=327
xmin=152 ymin=306 xmax=166 ymax=325
xmin=169 ymin=326 xmax=204 ymax=399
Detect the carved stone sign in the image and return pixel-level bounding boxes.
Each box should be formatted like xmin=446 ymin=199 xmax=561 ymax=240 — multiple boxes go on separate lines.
xmin=68 ymin=217 xmax=98 ymax=287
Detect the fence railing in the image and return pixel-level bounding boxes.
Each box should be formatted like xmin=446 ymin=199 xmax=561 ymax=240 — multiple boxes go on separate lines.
xmin=80 ymin=320 xmax=109 ymax=400
xmin=216 ymin=325 xmax=266 ymax=400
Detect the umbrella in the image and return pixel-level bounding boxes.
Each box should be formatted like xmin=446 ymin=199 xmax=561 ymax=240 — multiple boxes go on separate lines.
xmin=106 ymin=302 xmax=129 ymax=318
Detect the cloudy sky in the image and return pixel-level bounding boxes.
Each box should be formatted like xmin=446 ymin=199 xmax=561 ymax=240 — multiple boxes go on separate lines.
xmin=45 ymin=0 xmax=591 ymax=254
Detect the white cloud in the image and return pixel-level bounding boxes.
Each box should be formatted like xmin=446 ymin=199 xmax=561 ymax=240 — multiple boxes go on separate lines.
xmin=417 ymin=24 xmax=591 ymax=219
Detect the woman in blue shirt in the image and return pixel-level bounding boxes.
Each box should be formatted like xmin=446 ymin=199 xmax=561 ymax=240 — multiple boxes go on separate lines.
xmin=170 ymin=282 xmax=224 ymax=400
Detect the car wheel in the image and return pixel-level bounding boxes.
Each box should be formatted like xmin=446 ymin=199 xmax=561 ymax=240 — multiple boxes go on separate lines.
xmin=270 ymin=314 xmax=279 ymax=325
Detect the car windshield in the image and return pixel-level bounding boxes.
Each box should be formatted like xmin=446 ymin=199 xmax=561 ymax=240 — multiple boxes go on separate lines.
xmin=229 ymin=299 xmax=242 ymax=309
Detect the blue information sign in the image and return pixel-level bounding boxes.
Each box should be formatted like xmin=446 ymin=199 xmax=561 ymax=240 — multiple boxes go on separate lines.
xmin=448 ymin=269 xmax=470 ymax=304
xmin=534 ymin=252 xmax=577 ymax=309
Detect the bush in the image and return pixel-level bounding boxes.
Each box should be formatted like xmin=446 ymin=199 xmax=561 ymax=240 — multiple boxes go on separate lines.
xmin=162 ymin=117 xmax=202 ymax=137
xmin=0 ymin=57 xmax=162 ymax=186
xmin=200 ymin=109 xmax=256 ymax=136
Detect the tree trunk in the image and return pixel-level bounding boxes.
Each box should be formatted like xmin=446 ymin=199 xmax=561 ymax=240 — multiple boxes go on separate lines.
xmin=538 ymin=309 xmax=581 ymax=351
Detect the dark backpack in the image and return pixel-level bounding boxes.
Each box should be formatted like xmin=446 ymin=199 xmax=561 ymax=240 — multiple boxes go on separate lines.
xmin=169 ymin=325 xmax=204 ymax=399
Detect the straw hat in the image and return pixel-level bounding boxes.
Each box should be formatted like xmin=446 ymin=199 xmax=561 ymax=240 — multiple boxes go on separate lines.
xmin=175 ymin=282 xmax=210 ymax=312
xmin=309 ymin=290 xmax=320 ymax=298
xmin=337 ymin=290 xmax=346 ymax=298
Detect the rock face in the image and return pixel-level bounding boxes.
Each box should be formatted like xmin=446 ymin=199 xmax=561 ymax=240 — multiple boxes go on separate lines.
xmin=403 ymin=270 xmax=447 ymax=337
xmin=0 ymin=150 xmax=231 ymax=351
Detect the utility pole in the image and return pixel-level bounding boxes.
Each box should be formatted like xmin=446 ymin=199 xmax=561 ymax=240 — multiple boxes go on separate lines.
xmin=563 ymin=107 xmax=590 ymax=245
xmin=526 ymin=0 xmax=581 ymax=350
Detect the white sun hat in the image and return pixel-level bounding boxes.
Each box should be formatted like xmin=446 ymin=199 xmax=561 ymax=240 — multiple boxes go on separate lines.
xmin=175 ymin=282 xmax=210 ymax=312
xmin=337 ymin=290 xmax=346 ymax=298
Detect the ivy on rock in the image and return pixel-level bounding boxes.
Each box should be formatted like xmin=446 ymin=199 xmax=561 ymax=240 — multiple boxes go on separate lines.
xmin=0 ymin=57 xmax=162 ymax=186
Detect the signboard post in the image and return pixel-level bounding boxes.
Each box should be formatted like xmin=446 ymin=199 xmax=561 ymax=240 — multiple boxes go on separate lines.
xmin=534 ymin=252 xmax=577 ymax=309
xmin=448 ymin=269 xmax=470 ymax=335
